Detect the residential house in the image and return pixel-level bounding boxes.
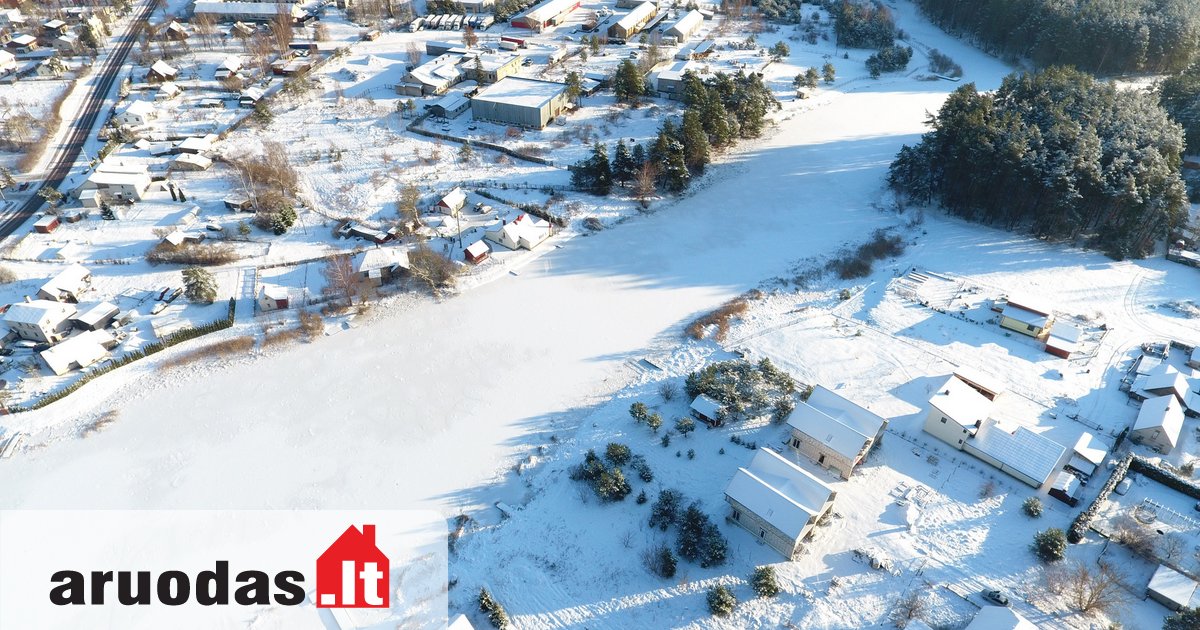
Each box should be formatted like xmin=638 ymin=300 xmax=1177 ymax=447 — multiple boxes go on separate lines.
xmin=3 ymin=299 xmax=77 ymax=342
xmin=923 ymin=373 xmax=992 ymax=449
xmin=353 ymin=248 xmax=410 ymax=286
xmin=71 ymin=302 xmax=119 ymax=331
xmin=1132 ymin=364 xmax=1191 ymax=405
xmin=998 ymin=295 xmax=1053 ymax=338
xmin=113 ymin=99 xmax=157 ymax=126
xmin=434 ymin=188 xmax=467 ymax=215
xmin=401 ymin=53 xmax=465 ymax=96
xmin=786 ymin=385 xmax=887 ymax=479
xmin=50 ymin=34 xmax=78 ymax=55
xmin=8 ymin=34 xmax=38 ymax=53
xmin=1066 ymin=432 xmax=1107 ymax=478
xmin=965 ymin=418 xmax=1068 ymax=488
xmin=36 ymin=58 xmax=64 ymax=78
xmin=41 ymin=19 xmax=69 ymax=37
xmin=467 ymin=52 xmax=523 ymax=84
xmin=239 ymin=86 xmax=264 ymax=107
xmin=723 ymin=447 xmax=837 ymax=559
xmin=0 ymin=9 xmax=25 ymax=29
xmin=1131 ymin=394 xmax=1184 ymax=454
xmin=215 ymin=55 xmax=242 ymax=79
xmin=484 ymin=214 xmax=551 ymax=251
xmin=0 ymin=50 xmax=15 ymax=75
xmin=428 ymin=93 xmax=470 ymax=119
xmin=464 ymin=240 xmax=490 ymax=264
xmin=951 ymin=366 xmax=1006 ymax=401
xmin=174 ymin=134 xmax=216 ymax=154
xmin=1148 ymin=564 xmax=1198 ymax=612
xmin=39 ymin=329 xmax=117 ymax=376
xmin=689 ymin=393 xmax=725 ymax=426
xmin=171 ymin=153 xmax=213 ymax=171
xmin=146 ymin=59 xmax=178 ymax=83
xmin=258 ymin=285 xmax=289 ymax=311
xmin=36 ymin=264 xmax=91 ymax=302
xmin=1190 ymin=345 xmax=1200 ymax=370
xmin=78 ymin=163 xmax=152 ymax=202
xmin=156 ymin=81 xmax=182 ymax=100
xmin=163 ymin=21 xmax=189 ymax=41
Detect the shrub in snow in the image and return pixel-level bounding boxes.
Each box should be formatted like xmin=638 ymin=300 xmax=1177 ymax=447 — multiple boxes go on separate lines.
xmin=1033 ymin=528 xmax=1067 ymax=562
xmin=636 ymin=490 xmax=647 ymax=504
xmin=661 ymin=434 xmax=671 ymax=448
xmin=674 ymin=417 xmax=696 ymax=437
xmin=605 ymin=443 xmax=632 ymax=466
xmin=594 ymin=467 xmax=632 ymax=502
xmin=630 ymin=455 xmax=653 ymax=482
xmin=751 ymin=566 xmax=780 ymax=598
xmin=478 ymin=588 xmax=509 ymax=629
xmin=678 ymin=503 xmax=728 ymax=567
xmin=687 ymin=449 xmax=696 ymax=460
xmin=659 ymin=382 xmax=678 ymax=401
xmin=629 ymin=402 xmax=649 ymax=424
xmin=771 ymin=398 xmax=795 ymax=424
xmin=1165 ymin=607 xmax=1200 ymax=630
xmin=647 ymin=413 xmax=663 ymax=433
xmin=1023 ymin=497 xmax=1043 ymax=518
xmin=649 ymin=489 xmax=683 ymax=531
xmin=706 ymin=584 xmax=736 ymax=617
xmin=685 ymin=359 xmax=796 ymax=422
xmin=642 ymin=543 xmax=677 ymax=578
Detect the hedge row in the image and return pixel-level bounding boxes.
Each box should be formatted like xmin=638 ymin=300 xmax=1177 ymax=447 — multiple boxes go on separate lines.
xmin=1130 ymin=456 xmax=1200 ymax=500
xmin=12 ymin=299 xmax=237 ymax=412
xmin=1068 ymin=453 xmax=1132 ymax=544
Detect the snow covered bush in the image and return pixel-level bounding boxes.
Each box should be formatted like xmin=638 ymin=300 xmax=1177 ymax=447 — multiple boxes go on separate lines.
xmin=478 ymin=587 xmax=510 ymax=629
xmin=751 ymin=566 xmax=780 ymax=598
xmin=674 ymin=417 xmax=696 ymax=437
xmin=0 ymin=266 xmax=17 ymax=284
xmin=570 ymin=450 xmax=632 ymax=502
xmin=605 ymin=443 xmax=632 ymax=466
xmin=1033 ymin=528 xmax=1067 ymax=562
xmin=678 ymin=503 xmax=728 ymax=567
xmin=647 ymin=413 xmax=663 ymax=433
xmin=685 ymin=359 xmax=797 ymax=422
xmin=706 ymin=584 xmax=737 ymax=617
xmin=630 ymin=455 xmax=653 ymax=482
xmin=629 ymin=402 xmax=649 ymax=424
xmin=889 ymin=591 xmax=928 ymax=628
xmin=1022 ymin=497 xmax=1043 ymax=518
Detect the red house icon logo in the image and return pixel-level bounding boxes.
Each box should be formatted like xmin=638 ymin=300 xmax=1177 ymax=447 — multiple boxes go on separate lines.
xmin=316 ymin=524 xmax=390 ymax=608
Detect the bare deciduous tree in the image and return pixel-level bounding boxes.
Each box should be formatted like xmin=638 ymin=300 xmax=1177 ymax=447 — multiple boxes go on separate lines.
xmin=270 ymin=7 xmax=294 ymax=54
xmin=322 ymin=254 xmax=364 ymax=307
xmin=406 ymin=42 xmax=422 ymax=68
xmin=634 ymin=162 xmax=658 ymax=208
xmin=462 ymin=25 xmax=478 ymax=48
xmin=408 ymin=244 xmax=459 ymax=296
xmin=1056 ymin=561 xmax=1128 ymax=616
xmin=889 ymin=591 xmax=928 ymax=628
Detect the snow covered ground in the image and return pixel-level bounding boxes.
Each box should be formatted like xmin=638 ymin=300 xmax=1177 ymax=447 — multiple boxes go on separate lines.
xmin=2 ymin=0 xmax=1200 ymax=628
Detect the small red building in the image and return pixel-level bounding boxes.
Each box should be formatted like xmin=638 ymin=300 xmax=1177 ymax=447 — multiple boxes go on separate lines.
xmin=33 ymin=215 xmax=60 ymax=234
xmin=464 ymin=240 xmax=490 ymax=264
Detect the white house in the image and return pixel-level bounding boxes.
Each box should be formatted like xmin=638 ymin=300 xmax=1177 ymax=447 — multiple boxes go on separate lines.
xmin=71 ymin=302 xmax=119 ymax=331
xmin=665 ymin=9 xmax=703 ymax=43
xmin=3 ymin=299 xmax=77 ymax=342
xmin=965 ymin=607 xmax=1037 ymax=630
xmin=1133 ymin=364 xmax=1191 ymax=405
xmin=434 ymin=188 xmax=467 ymax=215
xmin=0 ymin=50 xmax=16 ymax=75
xmin=923 ymin=374 xmax=992 ymax=449
xmin=786 ymin=385 xmax=887 ymax=479
xmin=156 ymin=81 xmax=182 ymax=100
xmin=1131 ymin=394 xmax=1184 ymax=454
xmin=39 ymin=329 xmax=116 ymax=376
xmin=78 ymin=163 xmax=152 ymax=202
xmin=484 ymin=214 xmax=550 ymax=251
xmin=724 ymin=447 xmax=836 ymax=559
xmin=36 ymin=264 xmax=91 ymax=302
xmin=113 ymin=100 xmax=157 ymax=127
xmin=258 ymin=285 xmax=290 ymax=311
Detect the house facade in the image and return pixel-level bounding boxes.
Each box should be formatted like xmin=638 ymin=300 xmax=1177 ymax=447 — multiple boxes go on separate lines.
xmin=724 ymin=448 xmax=836 ymax=559
xmin=998 ymin=296 xmax=1053 ymax=338
xmin=4 ymin=300 xmax=77 ymax=342
xmin=786 ymin=385 xmax=887 ymax=479
xmin=1131 ymin=394 xmax=1184 ymax=454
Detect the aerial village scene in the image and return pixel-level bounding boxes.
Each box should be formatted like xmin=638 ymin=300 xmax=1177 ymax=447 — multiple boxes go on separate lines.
xmin=3 ymin=0 xmax=1200 ymax=628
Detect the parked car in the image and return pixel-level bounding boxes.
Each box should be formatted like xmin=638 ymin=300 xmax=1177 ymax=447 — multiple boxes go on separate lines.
xmin=982 ymin=590 xmax=1010 ymax=607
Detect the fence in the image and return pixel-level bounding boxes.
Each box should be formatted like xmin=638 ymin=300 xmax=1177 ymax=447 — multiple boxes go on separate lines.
xmin=406 ymin=120 xmax=558 ymax=166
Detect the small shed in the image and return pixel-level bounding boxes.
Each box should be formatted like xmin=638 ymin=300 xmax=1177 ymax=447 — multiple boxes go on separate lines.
xmin=258 ymin=285 xmax=289 ymax=311
xmin=223 ymin=196 xmax=254 ymax=212
xmin=464 ymin=240 xmax=490 ymax=264
xmin=1045 ymin=321 xmax=1082 ymax=359
xmin=690 ymin=393 xmax=725 ymax=426
xmin=1048 ymin=471 xmax=1082 ymax=506
xmin=1066 ymin=432 xmax=1107 ymax=478
xmin=33 ymin=215 xmax=60 ymax=234
xmin=171 ymin=153 xmax=213 ymax=171
xmin=1148 ymin=564 xmax=1197 ymax=612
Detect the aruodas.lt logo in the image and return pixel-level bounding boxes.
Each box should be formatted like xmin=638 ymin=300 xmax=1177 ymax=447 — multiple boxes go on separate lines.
xmin=316 ymin=524 xmax=390 ymax=608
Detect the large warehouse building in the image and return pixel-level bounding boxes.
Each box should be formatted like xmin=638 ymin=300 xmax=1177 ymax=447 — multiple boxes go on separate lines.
xmin=470 ymin=77 xmax=568 ymax=129
xmin=510 ymin=0 xmax=580 ymax=31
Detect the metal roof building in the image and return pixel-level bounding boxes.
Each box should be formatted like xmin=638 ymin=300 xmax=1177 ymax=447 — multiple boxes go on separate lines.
xmin=470 ymin=77 xmax=568 ymax=129
xmin=963 ymin=419 xmax=1068 ymax=488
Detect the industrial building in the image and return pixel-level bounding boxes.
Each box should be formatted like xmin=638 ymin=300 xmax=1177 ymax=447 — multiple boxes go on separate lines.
xmin=470 ymin=77 xmax=568 ymax=129
xmin=510 ymin=0 xmax=580 ymax=31
xmin=608 ymin=1 xmax=657 ymax=41
xmin=192 ymin=2 xmax=305 ymax=23
xmin=665 ymin=9 xmax=703 ymax=42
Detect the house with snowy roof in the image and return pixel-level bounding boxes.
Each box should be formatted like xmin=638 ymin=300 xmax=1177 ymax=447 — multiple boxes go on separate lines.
xmin=353 ymin=248 xmax=410 ymax=286
xmin=113 ymin=100 xmax=157 ymax=127
xmin=787 ymin=385 xmax=887 ymax=479
xmin=724 ymin=447 xmax=836 ymax=559
xmin=36 ymin=264 xmax=91 ymax=303
xmin=146 ymin=59 xmax=178 ymax=83
xmin=965 ymin=606 xmax=1036 ymax=630
xmin=39 ymin=329 xmax=117 ymax=376
xmin=1131 ymin=394 xmax=1184 ymax=454
xmin=484 ymin=214 xmax=550 ymax=251
xmin=964 ymin=419 xmax=1068 ymax=488
xmin=1148 ymin=564 xmax=1198 ymax=612
xmin=3 ymin=299 xmax=76 ymax=342
xmin=998 ymin=295 xmax=1053 ymax=338
xmin=923 ymin=373 xmax=992 ymax=449
xmin=690 ymin=393 xmax=725 ymax=426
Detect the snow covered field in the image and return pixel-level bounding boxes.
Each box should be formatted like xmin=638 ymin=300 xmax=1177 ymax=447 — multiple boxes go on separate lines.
xmin=3 ymin=0 xmax=1200 ymax=628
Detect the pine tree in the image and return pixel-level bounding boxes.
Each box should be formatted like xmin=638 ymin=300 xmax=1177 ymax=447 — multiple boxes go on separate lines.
xmin=565 ymin=71 xmax=583 ymax=105
xmin=631 ymin=142 xmax=647 ymax=168
xmin=804 ymin=67 xmax=820 ymax=88
xmin=680 ymin=110 xmax=710 ymax=173
xmin=182 ymin=267 xmax=218 ymax=303
xmin=658 ymin=546 xmax=677 ymax=578
xmin=751 ymin=566 xmax=781 ymax=598
xmin=659 ymin=138 xmax=690 ymax=193
xmin=822 ymin=62 xmax=836 ymax=83
xmin=612 ymin=139 xmax=636 ymax=186
xmin=478 ymin=588 xmax=510 ymax=629
xmin=613 ymin=60 xmax=645 ymax=105
xmin=590 ymin=142 xmax=611 ymax=195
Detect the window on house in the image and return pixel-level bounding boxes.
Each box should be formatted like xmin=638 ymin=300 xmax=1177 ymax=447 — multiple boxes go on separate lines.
xmin=1027 ymin=324 xmax=1036 ymax=331
xmin=759 ymin=529 xmax=766 ymax=538
xmin=940 ymin=417 xmax=947 ymax=424
xmin=732 ymin=510 xmax=740 ymax=521
xmin=791 ymin=439 xmax=800 ymax=448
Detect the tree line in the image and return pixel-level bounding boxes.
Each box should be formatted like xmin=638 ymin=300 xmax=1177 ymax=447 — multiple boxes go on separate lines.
xmin=573 ymin=67 xmax=779 ymax=202
xmin=1159 ymin=63 xmax=1200 ymax=155
xmin=913 ymin=0 xmax=1200 ymax=74
xmin=888 ymin=66 xmax=1187 ymax=259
